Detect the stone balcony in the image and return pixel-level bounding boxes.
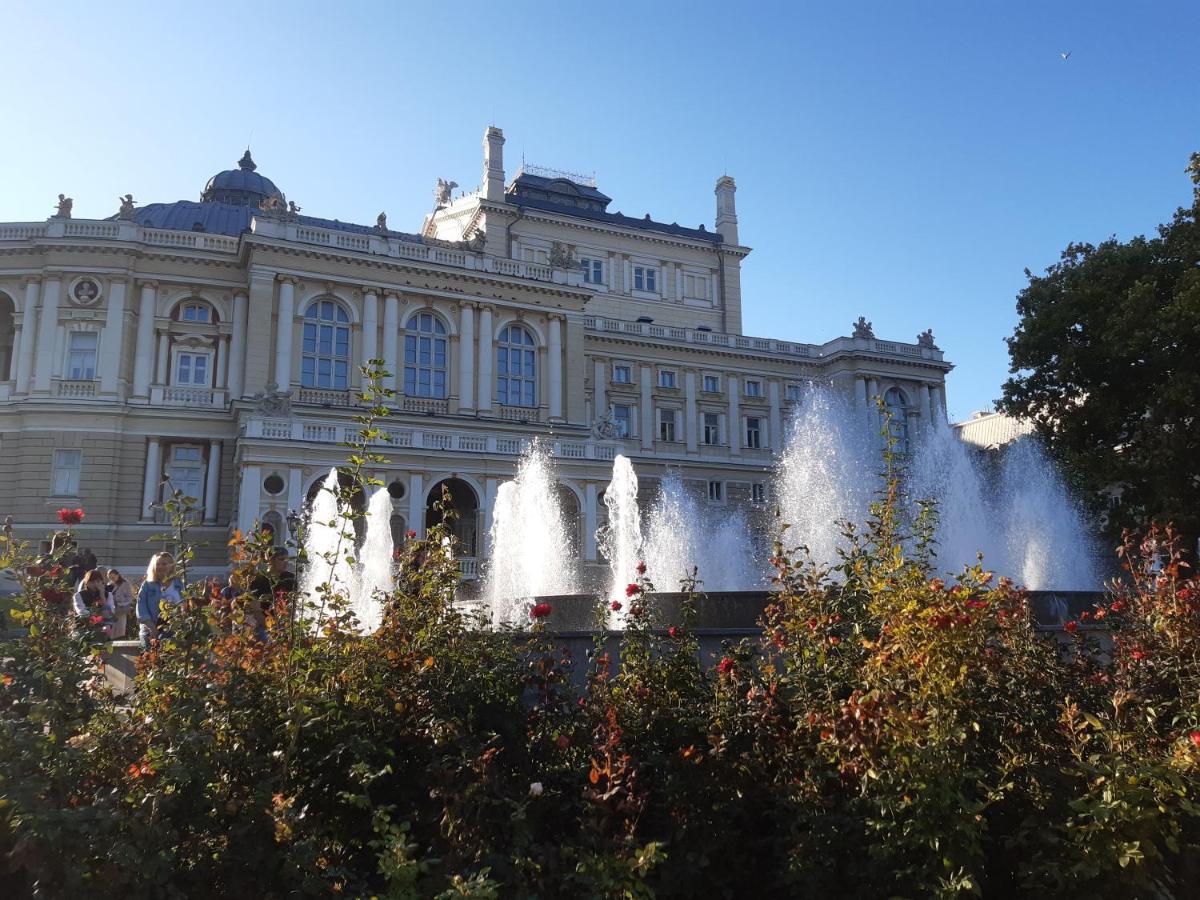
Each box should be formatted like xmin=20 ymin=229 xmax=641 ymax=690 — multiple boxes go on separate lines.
xmin=150 ymin=385 xmax=228 ymax=409
xmin=241 ymin=415 xmax=617 ymax=462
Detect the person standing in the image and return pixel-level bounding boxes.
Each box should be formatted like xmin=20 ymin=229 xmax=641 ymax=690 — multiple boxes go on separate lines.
xmin=136 ymin=552 xmax=184 ymax=651
xmin=72 ymin=569 xmax=114 ymax=638
xmin=106 ymin=568 xmax=133 ymax=639
xmin=247 ymin=548 xmax=296 ymax=639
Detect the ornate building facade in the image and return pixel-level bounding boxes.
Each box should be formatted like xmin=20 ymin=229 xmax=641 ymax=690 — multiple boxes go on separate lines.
xmin=0 ymin=127 xmax=952 ymax=576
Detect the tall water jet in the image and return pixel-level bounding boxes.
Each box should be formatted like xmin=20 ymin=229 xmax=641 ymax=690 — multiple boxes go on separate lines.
xmin=300 ymin=468 xmax=356 ymax=620
xmin=599 ymin=455 xmax=642 ymax=602
xmin=642 ymin=472 xmax=760 ymax=592
xmin=486 ymin=441 xmax=579 ymax=623
xmin=352 ymin=486 xmax=394 ymax=631
xmin=775 ymin=387 xmax=876 ymax=568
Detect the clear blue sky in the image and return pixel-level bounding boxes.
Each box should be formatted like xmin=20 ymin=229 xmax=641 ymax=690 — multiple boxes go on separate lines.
xmin=3 ymin=1 xmax=1196 ymax=420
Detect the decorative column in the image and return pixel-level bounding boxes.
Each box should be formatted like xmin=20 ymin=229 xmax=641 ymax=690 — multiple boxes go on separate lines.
xmin=458 ymin=303 xmax=475 ymax=410
xmin=684 ymin=370 xmax=698 ymax=453
xmin=867 ymin=377 xmax=880 ymax=433
xmin=382 ymin=292 xmax=399 ymax=392
xmin=14 ymin=278 xmax=40 ymax=393
xmin=768 ymin=380 xmax=782 ymax=450
xmin=98 ymin=278 xmax=127 ymax=395
xmin=640 ymin=365 xmax=653 ymax=450
xmin=361 ymin=290 xmax=378 ymax=366
xmin=132 ymin=282 xmax=157 ymax=398
xmin=237 ymin=463 xmax=260 ymax=534
xmin=593 ymin=359 xmax=606 ymax=419
xmin=407 ymin=472 xmax=424 ymax=540
xmin=919 ymin=383 xmax=932 ymax=428
xmin=227 ymin=291 xmax=248 ymax=399
xmin=728 ymin=375 xmax=741 ymax=456
xmin=548 ymin=315 xmax=563 ymax=420
xmin=482 ymin=477 xmax=499 ymax=558
xmin=155 ymin=332 xmax=169 ymax=385
xmin=854 ymin=376 xmax=867 ymax=412
xmin=32 ymin=276 xmax=61 ymax=393
xmin=287 ymin=466 xmax=303 ymax=516
xmin=476 ymin=306 xmax=493 ymax=412
xmin=204 ymin=440 xmax=221 ymax=523
xmin=273 ymin=278 xmax=295 ymax=388
xmin=584 ymin=482 xmax=599 ymax=560
xmin=141 ymin=437 xmax=163 ymax=520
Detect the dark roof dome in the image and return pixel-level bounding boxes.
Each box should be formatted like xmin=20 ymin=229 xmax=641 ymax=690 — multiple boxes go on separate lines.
xmin=200 ymin=150 xmax=284 ymax=207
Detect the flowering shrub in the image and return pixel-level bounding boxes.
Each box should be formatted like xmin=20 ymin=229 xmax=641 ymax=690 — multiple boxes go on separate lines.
xmin=1 ymin=382 xmax=1197 ymax=897
xmin=56 ymin=507 xmax=84 ymax=525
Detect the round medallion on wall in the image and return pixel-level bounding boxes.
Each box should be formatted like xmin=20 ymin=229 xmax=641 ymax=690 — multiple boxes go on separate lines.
xmin=263 ymin=473 xmax=286 ymax=496
xmin=68 ymin=277 xmax=103 ymax=308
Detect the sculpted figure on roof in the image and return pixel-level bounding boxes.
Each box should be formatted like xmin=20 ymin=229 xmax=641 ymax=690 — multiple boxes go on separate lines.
xmin=852 ymin=316 xmax=874 ymax=339
xmin=53 ymin=194 xmax=73 ymax=219
xmin=435 ymin=178 xmax=458 ymax=207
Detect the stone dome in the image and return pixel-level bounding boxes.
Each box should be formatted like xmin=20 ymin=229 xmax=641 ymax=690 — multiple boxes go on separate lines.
xmin=200 ymin=150 xmax=284 ymax=207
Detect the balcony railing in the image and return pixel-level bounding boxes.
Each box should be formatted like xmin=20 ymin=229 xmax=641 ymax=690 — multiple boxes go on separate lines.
xmin=55 ymin=380 xmax=96 ymax=398
xmin=243 ymin=416 xmax=617 ymax=461
xmin=297 ymin=388 xmax=356 ymax=407
xmin=151 ymin=385 xmax=228 ymax=408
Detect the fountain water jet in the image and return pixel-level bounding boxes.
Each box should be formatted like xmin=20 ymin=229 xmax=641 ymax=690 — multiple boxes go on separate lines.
xmin=299 ymin=468 xmax=356 ymax=621
xmin=485 ymin=441 xmax=579 ymax=623
xmin=352 ymin=487 xmax=394 ymax=631
xmin=598 ymin=454 xmax=643 ymax=604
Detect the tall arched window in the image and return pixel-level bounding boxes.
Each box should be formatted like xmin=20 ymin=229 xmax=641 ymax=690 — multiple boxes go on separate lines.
xmin=497 ymin=324 xmax=536 ymax=407
xmin=403 ymin=312 xmax=448 ymax=398
xmin=884 ymin=387 xmax=909 ymax=452
xmin=301 ymin=300 xmax=351 ymax=390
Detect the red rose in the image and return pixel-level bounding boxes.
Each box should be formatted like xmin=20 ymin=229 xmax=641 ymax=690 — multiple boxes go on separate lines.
xmin=625 ymin=583 xmax=641 ymax=597
xmin=635 ymin=561 xmax=647 ymax=575
xmin=716 ymin=657 xmax=736 ymax=676
xmin=965 ymin=599 xmax=987 ymax=610
xmin=1178 ymin=588 xmax=1195 ymax=603
xmin=56 ymin=508 xmax=84 ymax=525
xmin=668 ymin=626 xmax=680 ymax=639
xmin=530 ymin=603 xmax=552 ymax=619
xmin=1064 ymin=621 xmax=1078 ymax=634
xmin=610 ymin=600 xmax=622 ymax=612
xmin=1110 ymin=600 xmax=1126 ymax=613
xmin=1189 ymin=731 xmax=1200 ymax=749
xmin=1130 ymin=649 xmax=1147 ymax=661
xmin=406 ymin=530 xmax=417 ymax=539
xmin=89 ymin=615 xmax=103 ymax=625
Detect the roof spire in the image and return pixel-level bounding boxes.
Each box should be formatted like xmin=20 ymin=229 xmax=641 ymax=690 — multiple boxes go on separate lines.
xmin=238 ymin=149 xmax=257 ymax=172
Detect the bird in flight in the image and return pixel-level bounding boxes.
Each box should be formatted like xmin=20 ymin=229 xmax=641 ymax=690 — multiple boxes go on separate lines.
xmin=1060 ymin=51 xmax=1071 ymax=60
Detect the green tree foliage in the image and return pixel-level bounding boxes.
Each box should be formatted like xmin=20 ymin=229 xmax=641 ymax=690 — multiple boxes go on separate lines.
xmin=1000 ymin=153 xmax=1200 ymax=548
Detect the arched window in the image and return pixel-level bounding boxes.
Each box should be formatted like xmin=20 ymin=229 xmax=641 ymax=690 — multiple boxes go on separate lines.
xmin=403 ymin=312 xmax=448 ymax=398
xmin=884 ymin=387 xmax=909 ymax=452
xmin=301 ymin=300 xmax=351 ymax=390
xmin=496 ymin=324 xmax=536 ymax=407
xmin=179 ymin=301 xmax=214 ymax=323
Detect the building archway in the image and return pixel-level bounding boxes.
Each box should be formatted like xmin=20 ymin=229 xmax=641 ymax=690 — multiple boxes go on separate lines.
xmin=426 ymin=477 xmax=479 ymax=557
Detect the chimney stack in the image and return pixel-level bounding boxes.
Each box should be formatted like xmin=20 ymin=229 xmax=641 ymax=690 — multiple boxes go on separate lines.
xmin=714 ymin=175 xmax=738 ymax=244
xmin=483 ymin=126 xmax=506 ymax=202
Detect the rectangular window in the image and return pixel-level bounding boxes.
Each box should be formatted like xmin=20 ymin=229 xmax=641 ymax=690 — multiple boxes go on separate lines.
xmin=175 ymin=351 xmax=210 ymax=387
xmin=66 ymin=332 xmax=98 ymax=381
xmin=633 ymin=266 xmax=657 ymax=293
xmin=166 ymin=445 xmax=205 ymax=503
xmin=658 ymin=369 xmax=677 ymax=389
xmin=707 ymin=480 xmax=723 ymax=502
xmin=745 ymin=416 xmax=762 ymax=449
xmin=658 ymin=409 xmax=677 ymax=442
xmin=522 ymin=247 xmax=549 ymax=264
xmin=745 ymin=379 xmax=762 ymax=398
xmin=683 ymin=273 xmax=708 ymax=300
xmin=752 ymin=483 xmax=767 ymax=504
xmin=702 ymin=374 xmax=720 ymax=393
xmin=785 ymin=383 xmax=802 ymax=401
xmin=612 ymin=404 xmax=632 ymax=438
xmin=51 ymin=449 xmax=81 ymax=497
xmin=581 ymin=258 xmax=604 ymax=285
xmin=613 ymin=364 xmax=632 ymax=384
xmin=703 ymin=412 xmax=721 ymax=445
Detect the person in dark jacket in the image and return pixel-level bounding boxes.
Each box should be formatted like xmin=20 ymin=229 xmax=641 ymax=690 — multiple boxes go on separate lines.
xmin=246 ymin=548 xmax=296 ymax=639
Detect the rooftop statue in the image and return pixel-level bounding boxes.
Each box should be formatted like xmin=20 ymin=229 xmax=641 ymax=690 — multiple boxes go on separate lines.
xmin=258 ymin=195 xmax=283 ymax=215
xmin=117 ymin=194 xmax=136 ymax=221
xmin=376 ymin=212 xmax=387 ymax=232
xmin=917 ymin=328 xmax=938 ymax=349
xmin=435 ymin=178 xmax=458 ymax=207
xmin=53 ymin=194 xmax=73 ymax=219
xmin=852 ymin=316 xmax=874 ymax=339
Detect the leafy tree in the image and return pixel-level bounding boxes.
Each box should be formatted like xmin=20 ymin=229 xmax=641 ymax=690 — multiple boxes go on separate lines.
xmin=1000 ymin=154 xmax=1200 ymax=552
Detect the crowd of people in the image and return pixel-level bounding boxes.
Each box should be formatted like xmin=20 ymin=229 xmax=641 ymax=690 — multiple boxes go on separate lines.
xmin=48 ymin=533 xmax=296 ymax=651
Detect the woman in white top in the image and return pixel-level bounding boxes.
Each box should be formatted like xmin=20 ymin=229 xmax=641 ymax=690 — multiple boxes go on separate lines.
xmin=106 ymin=568 xmax=134 ymax=640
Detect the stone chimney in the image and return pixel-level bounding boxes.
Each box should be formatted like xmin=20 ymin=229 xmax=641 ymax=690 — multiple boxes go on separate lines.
xmin=483 ymin=126 xmax=506 ymax=202
xmin=714 ymin=175 xmax=738 ymax=244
